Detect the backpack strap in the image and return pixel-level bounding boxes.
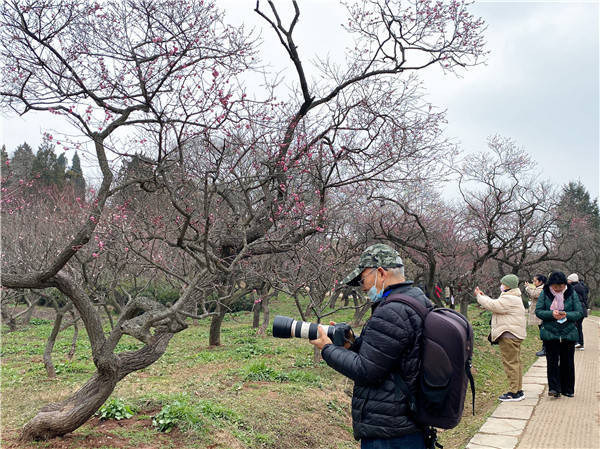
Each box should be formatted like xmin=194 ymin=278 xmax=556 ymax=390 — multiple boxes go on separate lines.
xmin=384 ymin=292 xmax=430 ymax=320
xmin=466 ymin=359 xmax=475 ymax=416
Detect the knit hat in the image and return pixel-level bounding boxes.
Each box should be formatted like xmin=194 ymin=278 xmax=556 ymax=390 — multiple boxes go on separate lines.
xmin=500 ymin=274 xmax=519 ymax=290
xmin=342 ymin=243 xmax=404 ymax=286
xmin=548 ymin=271 xmax=568 ymax=286
xmin=567 ymin=273 xmax=579 ymax=283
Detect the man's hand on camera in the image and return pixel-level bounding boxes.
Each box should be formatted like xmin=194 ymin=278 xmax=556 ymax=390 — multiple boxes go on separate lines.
xmin=309 ymin=324 xmax=333 ymax=350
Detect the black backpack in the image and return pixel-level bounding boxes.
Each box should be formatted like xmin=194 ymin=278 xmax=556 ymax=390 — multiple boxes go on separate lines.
xmin=384 ymin=293 xmax=475 ymax=430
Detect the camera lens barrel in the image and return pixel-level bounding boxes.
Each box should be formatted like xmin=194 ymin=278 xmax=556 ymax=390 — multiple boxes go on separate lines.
xmin=272 ymin=315 xmax=333 ymax=340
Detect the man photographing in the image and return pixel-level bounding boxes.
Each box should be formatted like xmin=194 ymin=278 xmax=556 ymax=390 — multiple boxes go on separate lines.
xmin=310 ymin=243 xmax=433 ymax=449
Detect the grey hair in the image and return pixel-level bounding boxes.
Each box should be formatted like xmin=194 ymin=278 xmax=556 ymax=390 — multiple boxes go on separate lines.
xmin=386 ymin=267 xmax=405 ymax=277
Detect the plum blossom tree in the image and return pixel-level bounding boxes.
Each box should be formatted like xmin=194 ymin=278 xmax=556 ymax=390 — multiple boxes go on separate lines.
xmin=1 ymin=0 xmax=255 ymax=440
xmin=1 ymin=0 xmax=487 ymax=440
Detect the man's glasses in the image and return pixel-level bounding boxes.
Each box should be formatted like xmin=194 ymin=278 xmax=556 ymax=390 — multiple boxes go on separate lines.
xmin=358 ymin=268 xmax=376 ymax=286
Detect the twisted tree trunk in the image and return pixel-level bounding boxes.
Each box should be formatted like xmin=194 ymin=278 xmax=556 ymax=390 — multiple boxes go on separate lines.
xmin=21 ymin=331 xmax=174 ymax=440
xmin=21 ymin=368 xmax=118 ymax=441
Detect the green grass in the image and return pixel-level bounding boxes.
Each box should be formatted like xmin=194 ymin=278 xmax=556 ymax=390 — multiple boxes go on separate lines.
xmin=1 ymin=299 xmax=544 ymax=449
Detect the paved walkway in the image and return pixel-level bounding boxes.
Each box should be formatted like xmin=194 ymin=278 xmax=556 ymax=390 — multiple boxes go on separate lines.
xmin=466 ymin=316 xmax=600 ymax=449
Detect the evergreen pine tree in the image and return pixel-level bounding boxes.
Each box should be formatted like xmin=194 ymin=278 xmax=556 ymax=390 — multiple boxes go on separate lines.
xmin=558 ymin=181 xmax=600 ymax=230
xmin=11 ymin=142 xmax=35 ymax=181
xmin=0 ymin=145 xmax=9 ymax=178
xmin=32 ymin=142 xmax=62 ymax=188
xmin=68 ymin=152 xmax=86 ymax=198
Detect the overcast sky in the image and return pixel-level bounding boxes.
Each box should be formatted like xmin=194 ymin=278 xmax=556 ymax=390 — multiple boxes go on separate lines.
xmin=1 ymin=0 xmax=598 ymax=199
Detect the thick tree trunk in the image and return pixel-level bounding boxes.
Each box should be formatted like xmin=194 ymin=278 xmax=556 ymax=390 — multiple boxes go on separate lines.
xmin=252 ymin=300 xmax=260 ymax=328
xmin=21 ymin=332 xmax=174 ymax=441
xmin=1 ymin=307 xmax=17 ymax=331
xmin=208 ymin=302 xmax=227 ymax=346
xmin=459 ymin=295 xmax=469 ymax=317
xmin=257 ymin=296 xmax=270 ymax=336
xmin=21 ymin=369 xmax=118 ymax=441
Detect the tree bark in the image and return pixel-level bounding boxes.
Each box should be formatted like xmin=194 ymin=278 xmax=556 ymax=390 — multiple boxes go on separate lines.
xmin=252 ymin=296 xmax=261 ymax=328
xmin=21 ymin=331 xmax=174 ymax=441
xmin=22 ymin=291 xmax=41 ymax=325
xmin=67 ymin=311 xmax=78 ymax=361
xmin=21 ymin=366 xmax=118 ymax=441
xmin=257 ymin=296 xmax=270 ymax=336
xmin=43 ymin=309 xmax=65 ymax=378
xmin=208 ymin=302 xmax=227 ymax=346
xmin=459 ymin=294 xmax=469 ymax=317
xmin=352 ymin=294 xmax=371 ymax=327
xmin=293 ymin=294 xmax=307 ymax=322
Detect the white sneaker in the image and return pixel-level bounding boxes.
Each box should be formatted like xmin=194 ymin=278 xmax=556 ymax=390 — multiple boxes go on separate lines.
xmin=577 ymin=346 xmax=585 ymax=351
xmin=575 ymin=343 xmax=582 ymax=348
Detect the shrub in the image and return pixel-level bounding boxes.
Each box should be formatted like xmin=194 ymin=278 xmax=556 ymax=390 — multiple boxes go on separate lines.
xmin=97 ymin=398 xmax=135 ymax=420
xmin=152 ymin=400 xmax=202 ymax=433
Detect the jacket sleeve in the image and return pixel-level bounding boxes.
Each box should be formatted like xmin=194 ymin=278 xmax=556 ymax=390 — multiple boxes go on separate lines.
xmin=321 ymin=304 xmax=416 ymax=385
xmin=567 ymin=291 xmax=583 ymax=322
xmin=535 ymin=292 xmax=554 ymax=321
xmin=525 ymin=285 xmax=540 ymax=299
xmin=476 ymin=294 xmax=512 ymax=314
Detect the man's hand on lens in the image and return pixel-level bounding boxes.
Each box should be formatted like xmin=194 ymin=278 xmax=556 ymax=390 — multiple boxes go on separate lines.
xmin=309 ymin=323 xmax=333 ymax=350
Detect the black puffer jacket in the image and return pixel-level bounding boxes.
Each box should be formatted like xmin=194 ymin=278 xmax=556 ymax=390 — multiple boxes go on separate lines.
xmin=321 ymin=282 xmax=433 ymax=440
xmin=571 ymin=282 xmax=589 ymax=317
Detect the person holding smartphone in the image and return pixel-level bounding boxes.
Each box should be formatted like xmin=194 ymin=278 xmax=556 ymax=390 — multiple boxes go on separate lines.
xmin=535 ymin=271 xmax=584 ymax=398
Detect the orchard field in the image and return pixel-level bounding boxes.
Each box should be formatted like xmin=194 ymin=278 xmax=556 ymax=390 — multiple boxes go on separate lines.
xmin=1 ymin=299 xmax=540 ymax=449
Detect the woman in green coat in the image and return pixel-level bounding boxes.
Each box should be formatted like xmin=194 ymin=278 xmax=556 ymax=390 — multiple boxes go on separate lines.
xmin=535 ymin=271 xmax=583 ymax=398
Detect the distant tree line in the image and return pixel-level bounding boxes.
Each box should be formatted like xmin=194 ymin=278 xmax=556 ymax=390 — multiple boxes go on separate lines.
xmin=1 ymin=141 xmax=86 ymax=198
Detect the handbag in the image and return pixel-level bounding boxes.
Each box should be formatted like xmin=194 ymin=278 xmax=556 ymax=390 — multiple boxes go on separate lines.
xmin=487 ymin=332 xmax=499 ymax=345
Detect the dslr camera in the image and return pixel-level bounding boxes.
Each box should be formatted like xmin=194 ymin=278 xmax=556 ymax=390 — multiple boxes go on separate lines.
xmin=272 ymin=315 xmax=354 ymax=346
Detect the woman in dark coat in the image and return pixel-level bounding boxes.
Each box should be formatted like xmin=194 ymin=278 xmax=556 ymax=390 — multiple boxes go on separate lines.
xmin=535 ymin=271 xmax=583 ymax=398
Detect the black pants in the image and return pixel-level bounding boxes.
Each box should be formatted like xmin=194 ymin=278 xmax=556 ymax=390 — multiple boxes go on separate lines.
xmin=575 ymin=318 xmax=585 ymax=346
xmin=545 ymin=340 xmax=575 ymax=395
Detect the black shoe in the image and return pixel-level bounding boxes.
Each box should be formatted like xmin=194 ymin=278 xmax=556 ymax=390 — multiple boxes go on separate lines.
xmin=564 ymin=393 xmax=574 ymax=398
xmin=499 ymin=391 xmax=524 ymax=402
xmin=548 ymin=390 xmax=561 ymax=398
xmin=536 ymin=349 xmax=546 ymax=357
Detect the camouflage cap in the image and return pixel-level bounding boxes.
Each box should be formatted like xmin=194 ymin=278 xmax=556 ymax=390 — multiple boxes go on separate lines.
xmin=342 ymin=243 xmax=404 ymax=286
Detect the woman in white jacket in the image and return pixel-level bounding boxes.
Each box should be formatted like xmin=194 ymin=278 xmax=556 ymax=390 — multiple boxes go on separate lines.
xmin=475 ymin=274 xmax=527 ymax=402
xmin=525 ymin=274 xmax=547 ymax=356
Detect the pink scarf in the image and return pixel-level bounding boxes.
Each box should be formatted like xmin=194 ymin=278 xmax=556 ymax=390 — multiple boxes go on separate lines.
xmin=550 ymin=288 xmax=565 ymax=311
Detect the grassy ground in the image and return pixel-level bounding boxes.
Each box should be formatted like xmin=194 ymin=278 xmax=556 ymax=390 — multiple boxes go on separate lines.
xmin=1 ymin=299 xmax=541 ymax=449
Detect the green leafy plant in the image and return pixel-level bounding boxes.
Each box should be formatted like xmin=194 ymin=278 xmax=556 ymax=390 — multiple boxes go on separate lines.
xmin=97 ymin=398 xmax=135 ymax=420
xmin=242 ymin=360 xmax=280 ymax=381
xmin=54 ymin=361 xmax=91 ymax=375
xmin=29 ymin=318 xmax=51 ymax=325
xmin=152 ymin=400 xmax=203 ymax=433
